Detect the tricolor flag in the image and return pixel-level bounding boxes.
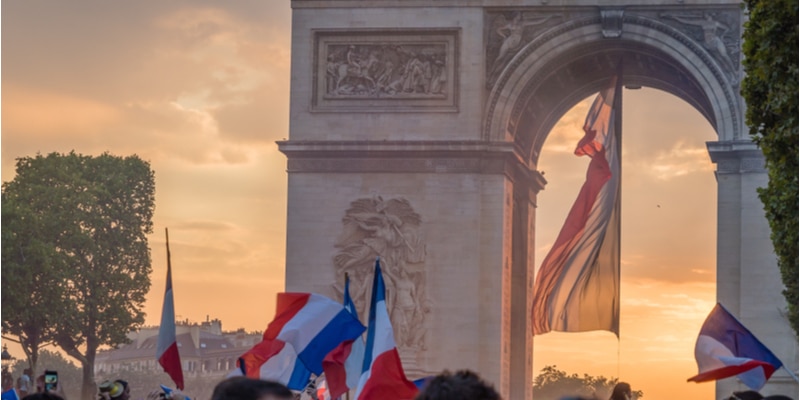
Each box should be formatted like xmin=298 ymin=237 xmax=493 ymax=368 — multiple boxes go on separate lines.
xmin=688 ymin=303 xmax=783 ymax=390
xmin=236 ymin=336 xmax=312 ymax=390
xmin=157 ymin=228 xmax=185 ymax=389
xmin=323 ymin=274 xmax=367 ymax=399
xmin=531 ymin=73 xmax=622 ymax=336
xmin=355 ymin=259 xmax=418 ymax=400
xmin=234 ymin=292 xmax=365 ymax=390
xmin=265 ymin=292 xmax=366 ymax=375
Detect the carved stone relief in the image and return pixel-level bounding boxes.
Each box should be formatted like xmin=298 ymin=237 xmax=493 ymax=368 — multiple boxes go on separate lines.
xmin=332 ymin=196 xmax=429 ymax=352
xmin=485 ymin=10 xmax=563 ymax=88
xmin=313 ymin=30 xmax=459 ymax=112
xmin=659 ymin=10 xmax=741 ymax=84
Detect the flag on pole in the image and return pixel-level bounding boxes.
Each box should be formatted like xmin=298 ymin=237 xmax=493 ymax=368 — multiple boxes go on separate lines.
xmin=234 ymin=292 xmax=364 ymax=390
xmin=355 ymin=258 xmax=418 ymax=400
xmin=236 ymin=336 xmax=312 ymax=390
xmin=264 ymin=292 xmax=366 ymax=375
xmin=157 ymin=228 xmax=185 ymax=390
xmin=687 ymin=303 xmax=783 ymax=390
xmin=323 ymin=274 xmax=367 ymax=399
xmin=531 ymin=73 xmax=622 ymax=336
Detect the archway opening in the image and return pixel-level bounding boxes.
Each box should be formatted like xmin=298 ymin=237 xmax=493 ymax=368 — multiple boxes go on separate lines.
xmin=531 ymin=87 xmax=717 ymax=400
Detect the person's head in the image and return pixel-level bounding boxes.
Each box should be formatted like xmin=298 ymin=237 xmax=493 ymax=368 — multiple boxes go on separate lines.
xmin=114 ymin=380 xmax=130 ymax=400
xmin=609 ymin=382 xmax=631 ymax=400
xmin=23 ymin=369 xmax=32 ymax=376
xmin=211 ymin=377 xmax=292 ymax=400
xmin=762 ymin=396 xmax=794 ymax=400
xmin=99 ymin=380 xmax=130 ymax=400
xmin=35 ymin=375 xmax=45 ymax=393
xmin=730 ymin=391 xmax=765 ymax=400
xmin=22 ymin=393 xmax=63 ymax=400
xmin=414 ymin=370 xmax=501 ymax=400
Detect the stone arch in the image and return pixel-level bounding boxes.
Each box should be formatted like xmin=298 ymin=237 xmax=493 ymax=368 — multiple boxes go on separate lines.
xmin=484 ymin=13 xmax=742 ymax=164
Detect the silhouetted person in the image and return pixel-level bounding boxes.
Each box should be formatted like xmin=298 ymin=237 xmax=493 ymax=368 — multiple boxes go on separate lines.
xmin=211 ymin=377 xmax=292 ymax=400
xmin=763 ymin=395 xmax=794 ymax=400
xmin=415 ymin=370 xmax=501 ymax=400
xmin=730 ymin=391 xmax=764 ymax=400
xmin=22 ymin=393 xmax=64 ymax=400
xmin=609 ymin=382 xmax=631 ymax=400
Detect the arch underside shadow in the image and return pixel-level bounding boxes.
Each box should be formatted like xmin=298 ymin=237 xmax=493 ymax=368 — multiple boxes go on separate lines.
xmin=507 ymin=42 xmax=716 ymax=167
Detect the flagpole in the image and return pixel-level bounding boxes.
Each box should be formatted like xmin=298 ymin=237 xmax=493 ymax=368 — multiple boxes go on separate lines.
xmin=782 ymin=366 xmax=799 ymax=382
xmin=615 ymin=80 xmax=621 ymax=369
xmin=344 ymin=271 xmax=351 ymax=400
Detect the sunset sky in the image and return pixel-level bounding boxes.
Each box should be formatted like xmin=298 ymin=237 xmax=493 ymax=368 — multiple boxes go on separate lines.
xmin=3 ymin=2 xmax=719 ymax=398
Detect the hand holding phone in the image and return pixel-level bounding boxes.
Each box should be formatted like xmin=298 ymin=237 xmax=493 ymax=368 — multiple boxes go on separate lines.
xmin=44 ymin=371 xmax=58 ymax=392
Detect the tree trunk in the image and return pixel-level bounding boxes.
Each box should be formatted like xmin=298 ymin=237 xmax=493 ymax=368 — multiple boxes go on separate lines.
xmin=77 ymin=341 xmax=97 ymax=400
xmin=80 ymin=360 xmax=96 ymax=400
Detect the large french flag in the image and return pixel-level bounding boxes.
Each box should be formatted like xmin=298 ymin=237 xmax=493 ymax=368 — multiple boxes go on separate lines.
xmin=234 ymin=292 xmax=365 ymax=390
xmin=156 ymin=229 xmax=184 ymax=390
xmin=688 ymin=303 xmax=783 ymax=390
xmin=323 ymin=274 xmax=367 ymax=399
xmin=235 ymin=336 xmax=312 ymax=390
xmin=265 ymin=292 xmax=366 ymax=376
xmin=531 ymin=74 xmax=622 ymax=336
xmin=355 ymin=259 xmax=418 ymax=400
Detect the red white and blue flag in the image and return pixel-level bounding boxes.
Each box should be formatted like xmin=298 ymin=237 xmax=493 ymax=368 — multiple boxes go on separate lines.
xmin=236 ymin=336 xmax=312 ymax=390
xmin=157 ymin=228 xmax=184 ymax=390
xmin=531 ymin=74 xmax=622 ymax=336
xmin=688 ymin=303 xmax=783 ymax=390
xmin=323 ymin=274 xmax=366 ymax=399
xmin=235 ymin=292 xmax=365 ymax=390
xmin=355 ymin=259 xmax=418 ymax=400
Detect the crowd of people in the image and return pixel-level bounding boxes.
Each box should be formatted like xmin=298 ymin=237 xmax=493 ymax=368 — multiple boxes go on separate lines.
xmin=2 ymin=367 xmax=796 ymax=400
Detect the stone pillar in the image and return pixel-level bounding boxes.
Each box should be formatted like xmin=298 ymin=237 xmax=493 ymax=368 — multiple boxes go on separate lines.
xmin=510 ymin=167 xmax=544 ymax=400
xmin=708 ymin=140 xmax=799 ymax=398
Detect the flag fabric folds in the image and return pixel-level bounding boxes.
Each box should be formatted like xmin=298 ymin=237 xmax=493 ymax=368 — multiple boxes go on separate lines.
xmin=323 ymin=274 xmax=367 ymax=399
xmin=355 ymin=259 xmax=419 ymax=400
xmin=531 ymin=74 xmax=622 ymax=336
xmin=157 ymin=229 xmax=185 ymax=390
xmin=236 ymin=336 xmax=312 ymax=390
xmin=234 ymin=292 xmax=365 ymax=391
xmin=264 ymin=292 xmax=366 ymax=375
xmin=687 ymin=303 xmax=783 ymax=390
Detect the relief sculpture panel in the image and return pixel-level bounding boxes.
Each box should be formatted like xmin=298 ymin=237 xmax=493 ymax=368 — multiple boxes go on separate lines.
xmin=332 ymin=196 xmax=429 ymax=352
xmin=313 ymin=30 xmax=459 ymax=112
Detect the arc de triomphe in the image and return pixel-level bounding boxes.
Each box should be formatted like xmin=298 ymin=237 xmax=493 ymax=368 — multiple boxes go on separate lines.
xmin=279 ymin=1 xmax=798 ymax=398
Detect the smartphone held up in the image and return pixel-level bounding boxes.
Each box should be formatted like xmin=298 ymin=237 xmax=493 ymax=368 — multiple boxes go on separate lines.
xmin=44 ymin=370 xmax=58 ymax=392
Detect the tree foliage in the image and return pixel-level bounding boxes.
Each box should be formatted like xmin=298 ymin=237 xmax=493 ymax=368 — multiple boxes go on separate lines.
xmin=741 ymin=0 xmax=799 ymax=334
xmin=1 ymin=152 xmax=156 ymax=400
xmin=2 ymin=196 xmax=70 ymax=372
xmin=532 ymin=365 xmax=643 ymax=400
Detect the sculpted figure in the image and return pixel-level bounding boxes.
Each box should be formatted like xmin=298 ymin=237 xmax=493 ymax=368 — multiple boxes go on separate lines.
xmin=332 ymin=196 xmax=427 ymax=350
xmin=488 ymin=12 xmax=557 ymax=85
xmin=662 ymin=12 xmax=738 ymax=78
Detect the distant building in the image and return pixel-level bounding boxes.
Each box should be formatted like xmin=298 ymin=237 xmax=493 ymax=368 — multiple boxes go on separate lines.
xmin=94 ymin=318 xmax=261 ymax=378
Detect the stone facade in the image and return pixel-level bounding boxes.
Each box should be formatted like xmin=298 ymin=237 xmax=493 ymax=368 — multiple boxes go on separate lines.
xmin=284 ymin=2 xmax=798 ymax=399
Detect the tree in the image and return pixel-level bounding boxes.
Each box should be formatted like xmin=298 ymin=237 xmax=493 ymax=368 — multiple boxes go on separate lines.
xmin=741 ymin=0 xmax=799 ymax=334
xmin=532 ymin=365 xmax=644 ymax=400
xmin=2 ymin=198 xmax=69 ymax=373
xmin=1 ymin=152 xmax=156 ymax=400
